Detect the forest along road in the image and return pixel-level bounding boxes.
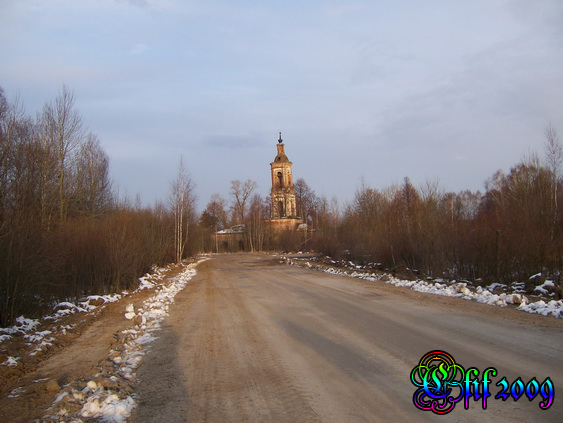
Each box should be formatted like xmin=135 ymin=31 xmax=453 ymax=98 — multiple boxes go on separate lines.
xmin=131 ymin=254 xmax=563 ymax=423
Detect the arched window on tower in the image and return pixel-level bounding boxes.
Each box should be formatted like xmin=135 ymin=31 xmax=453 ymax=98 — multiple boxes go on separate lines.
xmin=278 ymin=201 xmax=284 ymax=217
xmin=277 ymin=172 xmax=283 ymax=188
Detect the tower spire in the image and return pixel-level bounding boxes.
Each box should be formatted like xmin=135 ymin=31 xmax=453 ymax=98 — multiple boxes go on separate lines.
xmin=278 ymin=132 xmax=283 ymax=144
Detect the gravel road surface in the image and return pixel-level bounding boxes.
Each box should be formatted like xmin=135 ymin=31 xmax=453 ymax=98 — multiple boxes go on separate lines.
xmin=132 ymin=253 xmax=563 ymax=422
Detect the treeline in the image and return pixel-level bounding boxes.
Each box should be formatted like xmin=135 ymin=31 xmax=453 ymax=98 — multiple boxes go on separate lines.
xmin=339 ymin=156 xmax=562 ymax=282
xmin=0 ymin=87 xmax=187 ymax=326
xmin=317 ymin=131 xmax=561 ymax=284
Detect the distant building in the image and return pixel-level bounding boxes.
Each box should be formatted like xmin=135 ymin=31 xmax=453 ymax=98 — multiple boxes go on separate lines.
xmin=215 ymin=224 xmax=246 ymax=252
xmin=267 ymin=133 xmax=303 ymax=233
xmin=214 ymin=133 xmax=304 ymax=252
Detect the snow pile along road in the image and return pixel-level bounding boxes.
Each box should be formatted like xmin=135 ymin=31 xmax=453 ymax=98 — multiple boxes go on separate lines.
xmin=381 ymin=276 xmax=563 ymax=318
xmin=281 ymin=256 xmax=563 ymax=319
xmin=44 ymin=258 xmax=207 ymax=422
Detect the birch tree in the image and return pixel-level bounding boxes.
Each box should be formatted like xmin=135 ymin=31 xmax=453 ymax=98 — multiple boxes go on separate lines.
xmin=248 ymin=194 xmax=266 ymax=251
xmin=170 ymin=157 xmax=195 ymax=262
xmin=544 ymin=123 xmax=562 ymax=240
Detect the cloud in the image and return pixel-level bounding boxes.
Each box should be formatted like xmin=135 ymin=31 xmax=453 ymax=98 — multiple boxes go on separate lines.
xmin=130 ymin=43 xmax=149 ymax=55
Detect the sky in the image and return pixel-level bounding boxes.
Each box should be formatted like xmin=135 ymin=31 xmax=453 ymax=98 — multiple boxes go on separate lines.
xmin=1 ymin=0 xmax=562 ymax=210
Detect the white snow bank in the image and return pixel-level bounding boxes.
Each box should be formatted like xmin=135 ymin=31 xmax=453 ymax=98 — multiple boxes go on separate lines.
xmin=80 ymin=259 xmax=207 ymax=421
xmin=137 ymin=264 xmax=170 ymax=291
xmin=517 ymin=299 xmax=563 ymax=318
xmin=111 ymin=260 xmax=207 ymax=381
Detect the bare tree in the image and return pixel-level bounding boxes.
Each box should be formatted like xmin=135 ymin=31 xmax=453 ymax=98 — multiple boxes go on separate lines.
xmin=544 ymin=123 xmax=562 ymax=240
xmin=205 ymin=193 xmax=228 ymax=229
xmin=0 ymin=89 xmax=24 ymax=223
xmin=230 ymin=179 xmax=257 ymax=224
xmin=42 ymin=85 xmax=84 ymax=220
xmin=73 ymin=133 xmax=112 ymax=216
xmin=170 ymin=157 xmax=196 ymax=262
xmin=201 ymin=193 xmax=228 ymax=253
xmin=294 ymin=177 xmax=316 ymax=222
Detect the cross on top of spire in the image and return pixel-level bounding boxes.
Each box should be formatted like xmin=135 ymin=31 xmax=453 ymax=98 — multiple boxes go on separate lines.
xmin=278 ymin=132 xmax=283 ymax=144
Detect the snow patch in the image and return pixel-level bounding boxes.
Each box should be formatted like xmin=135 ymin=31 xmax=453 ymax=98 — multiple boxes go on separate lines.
xmin=8 ymin=386 xmax=25 ymax=398
xmin=0 ymin=316 xmax=40 ymax=339
xmin=534 ymin=280 xmax=555 ymax=295
xmin=81 ymin=391 xmax=135 ymax=422
xmin=124 ymin=304 xmax=136 ymax=320
xmin=2 ymin=356 xmax=20 ymax=366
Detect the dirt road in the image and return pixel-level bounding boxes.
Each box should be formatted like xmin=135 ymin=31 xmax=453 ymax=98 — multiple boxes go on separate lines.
xmin=131 ymin=254 xmax=563 ymax=422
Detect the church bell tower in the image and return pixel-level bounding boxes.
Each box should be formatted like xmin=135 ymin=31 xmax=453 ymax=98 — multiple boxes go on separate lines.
xmin=270 ymin=133 xmax=297 ymax=218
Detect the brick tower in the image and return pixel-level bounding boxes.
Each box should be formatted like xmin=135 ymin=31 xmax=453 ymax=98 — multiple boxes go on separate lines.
xmin=270 ymin=132 xmax=297 ymax=218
